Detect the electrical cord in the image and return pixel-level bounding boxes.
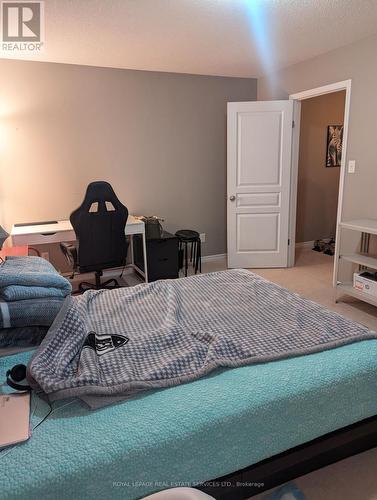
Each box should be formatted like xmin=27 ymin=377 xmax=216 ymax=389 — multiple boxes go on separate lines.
xmin=28 ymin=247 xmax=41 ymax=257
xmin=32 ymin=404 xmax=53 ymax=430
xmin=33 ymin=399 xmax=76 ymax=431
xmin=119 ymin=262 xmax=127 ymax=280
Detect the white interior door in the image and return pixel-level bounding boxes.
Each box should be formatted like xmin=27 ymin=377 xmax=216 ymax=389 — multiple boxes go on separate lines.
xmin=227 ymin=100 xmax=294 ymax=268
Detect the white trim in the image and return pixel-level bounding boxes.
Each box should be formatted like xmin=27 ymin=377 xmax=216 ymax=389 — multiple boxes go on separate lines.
xmin=333 ymin=81 xmax=352 ymax=286
xmin=295 ymin=240 xmax=314 ymax=249
xmin=288 ymin=79 xmax=352 ymax=287
xmin=296 ymin=238 xmax=334 ymax=249
xmin=289 ymin=80 xmax=351 ymax=101
xmin=201 ymin=253 xmax=227 ymax=263
xmin=287 ymin=100 xmax=301 ymax=266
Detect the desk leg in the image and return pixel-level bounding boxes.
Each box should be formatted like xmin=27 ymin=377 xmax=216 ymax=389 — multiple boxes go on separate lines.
xmin=142 ymin=232 xmax=148 ymax=283
xmin=130 ymin=234 xmax=134 ymax=266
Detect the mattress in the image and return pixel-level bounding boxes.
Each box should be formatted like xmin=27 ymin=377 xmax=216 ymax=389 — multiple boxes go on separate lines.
xmin=1 ymin=341 xmax=377 ymax=500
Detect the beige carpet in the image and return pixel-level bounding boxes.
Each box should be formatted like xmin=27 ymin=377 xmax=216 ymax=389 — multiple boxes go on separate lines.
xmin=202 ymin=248 xmax=377 ymax=331
xmin=202 ymin=248 xmax=377 ymax=500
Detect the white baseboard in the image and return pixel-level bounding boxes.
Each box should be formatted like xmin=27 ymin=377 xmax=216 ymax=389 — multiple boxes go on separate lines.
xmin=296 ymin=237 xmax=334 ymax=249
xmin=295 ymin=241 xmax=314 ymax=249
xmin=201 ymin=253 xmax=227 ymax=263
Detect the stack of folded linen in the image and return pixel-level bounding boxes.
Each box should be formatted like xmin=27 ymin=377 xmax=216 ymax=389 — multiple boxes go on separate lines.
xmin=0 ymin=256 xmax=72 ymax=349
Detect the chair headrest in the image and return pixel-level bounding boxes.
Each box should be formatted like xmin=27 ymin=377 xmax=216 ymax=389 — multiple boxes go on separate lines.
xmin=75 ymin=181 xmax=126 ymax=215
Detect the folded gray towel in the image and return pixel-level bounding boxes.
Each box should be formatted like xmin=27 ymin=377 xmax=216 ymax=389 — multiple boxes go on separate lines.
xmin=0 ymin=298 xmax=64 ymax=328
xmin=0 ymin=256 xmax=72 ymax=301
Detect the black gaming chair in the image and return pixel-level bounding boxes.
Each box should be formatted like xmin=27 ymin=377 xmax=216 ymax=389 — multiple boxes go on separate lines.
xmin=60 ymin=181 xmax=129 ymax=292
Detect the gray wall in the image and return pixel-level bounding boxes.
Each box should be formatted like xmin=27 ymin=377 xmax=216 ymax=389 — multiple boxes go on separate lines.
xmin=296 ymin=91 xmax=345 ymax=242
xmin=258 ymin=34 xmax=377 ymax=227
xmin=0 ymin=59 xmax=257 ymax=256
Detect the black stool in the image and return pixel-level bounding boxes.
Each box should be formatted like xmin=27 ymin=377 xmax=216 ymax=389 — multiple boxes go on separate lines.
xmin=175 ymin=230 xmax=201 ymax=277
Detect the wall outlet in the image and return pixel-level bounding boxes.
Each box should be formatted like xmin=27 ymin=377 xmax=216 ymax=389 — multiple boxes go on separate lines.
xmin=41 ymin=251 xmax=50 ymax=261
xmin=200 ymin=233 xmax=206 ymax=243
xmin=348 ymin=160 xmax=356 ymax=173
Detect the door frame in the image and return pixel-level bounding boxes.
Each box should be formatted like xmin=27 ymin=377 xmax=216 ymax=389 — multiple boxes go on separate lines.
xmin=287 ymin=79 xmax=352 ymax=286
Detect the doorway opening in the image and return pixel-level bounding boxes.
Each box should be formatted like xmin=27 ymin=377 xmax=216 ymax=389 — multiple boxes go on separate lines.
xmin=288 ymin=80 xmax=352 ymax=286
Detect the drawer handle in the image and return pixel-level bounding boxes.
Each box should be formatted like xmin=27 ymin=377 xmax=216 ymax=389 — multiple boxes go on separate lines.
xmin=41 ymin=232 xmax=57 ymax=236
xmin=158 ymin=258 xmax=168 ymax=262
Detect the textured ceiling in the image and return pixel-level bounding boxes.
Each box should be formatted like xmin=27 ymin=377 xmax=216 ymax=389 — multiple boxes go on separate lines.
xmin=2 ymin=0 xmax=377 ymax=77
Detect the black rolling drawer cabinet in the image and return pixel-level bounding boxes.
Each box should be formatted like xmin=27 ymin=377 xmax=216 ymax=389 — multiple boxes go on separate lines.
xmin=133 ymin=231 xmax=179 ymax=282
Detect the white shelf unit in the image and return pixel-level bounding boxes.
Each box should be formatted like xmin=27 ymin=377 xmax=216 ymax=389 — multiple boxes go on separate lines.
xmin=340 ymin=219 xmax=377 ymax=235
xmin=336 ymin=219 xmax=377 ymax=307
xmin=336 ymin=283 xmax=377 ymax=308
xmin=340 ymin=253 xmax=377 ymax=269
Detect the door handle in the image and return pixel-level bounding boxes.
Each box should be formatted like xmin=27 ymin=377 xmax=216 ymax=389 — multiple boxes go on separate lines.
xmin=229 ymin=195 xmax=236 ymax=201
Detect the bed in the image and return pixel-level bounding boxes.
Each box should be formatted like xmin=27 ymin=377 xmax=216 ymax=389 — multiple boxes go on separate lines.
xmin=0 ymin=339 xmax=376 ymax=500
xmin=0 ymin=270 xmax=376 ymax=499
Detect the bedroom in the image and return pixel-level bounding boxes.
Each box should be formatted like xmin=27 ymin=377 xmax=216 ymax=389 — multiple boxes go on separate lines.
xmin=0 ymin=1 xmax=377 ymax=499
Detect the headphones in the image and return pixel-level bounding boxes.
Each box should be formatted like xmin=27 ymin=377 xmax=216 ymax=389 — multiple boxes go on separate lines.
xmin=6 ymin=364 xmax=31 ymax=392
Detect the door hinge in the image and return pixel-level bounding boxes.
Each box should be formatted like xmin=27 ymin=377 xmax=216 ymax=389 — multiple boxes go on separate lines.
xmin=292 ymin=120 xmax=295 ymax=128
xmin=288 ymin=239 xmax=290 ymax=245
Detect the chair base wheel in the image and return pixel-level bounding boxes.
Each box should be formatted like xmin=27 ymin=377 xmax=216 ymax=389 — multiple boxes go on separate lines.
xmin=78 ymin=272 xmax=121 ymax=293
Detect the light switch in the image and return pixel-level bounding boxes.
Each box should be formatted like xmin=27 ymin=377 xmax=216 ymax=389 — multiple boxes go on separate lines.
xmin=348 ymin=160 xmax=356 ymax=174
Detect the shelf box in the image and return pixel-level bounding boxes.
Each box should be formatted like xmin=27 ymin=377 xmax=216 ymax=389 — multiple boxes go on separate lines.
xmin=353 ymin=272 xmax=377 ymax=297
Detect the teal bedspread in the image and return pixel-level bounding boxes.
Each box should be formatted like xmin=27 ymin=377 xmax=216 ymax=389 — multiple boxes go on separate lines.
xmin=1 ymin=341 xmax=377 ymax=500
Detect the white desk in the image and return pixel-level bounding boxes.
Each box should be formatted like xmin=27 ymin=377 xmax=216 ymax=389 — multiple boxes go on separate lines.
xmin=11 ymin=215 xmax=148 ymax=282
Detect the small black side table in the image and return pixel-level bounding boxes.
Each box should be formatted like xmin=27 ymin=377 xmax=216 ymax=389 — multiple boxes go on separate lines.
xmin=175 ymin=229 xmax=201 ymax=277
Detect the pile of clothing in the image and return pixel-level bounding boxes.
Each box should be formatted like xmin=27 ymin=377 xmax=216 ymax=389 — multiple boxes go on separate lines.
xmin=0 ymin=256 xmax=72 ymax=348
xmin=313 ymin=238 xmax=335 ymax=256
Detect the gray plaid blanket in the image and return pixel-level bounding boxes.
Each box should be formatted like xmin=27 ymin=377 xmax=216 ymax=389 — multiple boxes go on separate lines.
xmin=27 ymin=270 xmax=377 ymax=408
